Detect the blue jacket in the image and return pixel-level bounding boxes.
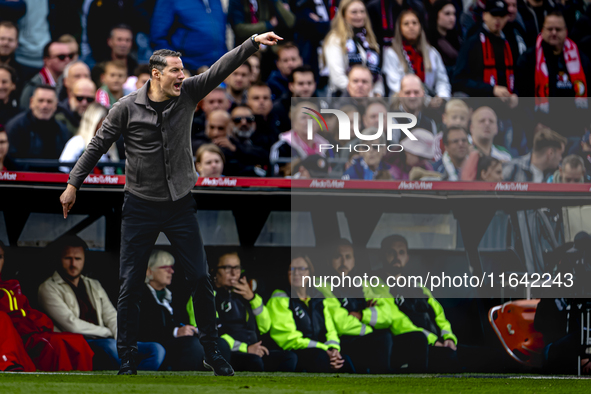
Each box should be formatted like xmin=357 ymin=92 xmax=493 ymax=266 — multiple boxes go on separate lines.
xmin=150 ymin=0 xmax=227 ymax=70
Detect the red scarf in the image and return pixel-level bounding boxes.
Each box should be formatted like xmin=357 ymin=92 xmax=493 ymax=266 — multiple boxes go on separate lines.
xmin=534 ymin=34 xmax=588 ymax=112
xmin=249 ymin=0 xmax=258 ymax=23
xmin=480 ymin=32 xmax=514 ymax=93
xmin=402 ymin=41 xmax=425 ymax=82
xmin=39 ymin=67 xmax=56 ymax=86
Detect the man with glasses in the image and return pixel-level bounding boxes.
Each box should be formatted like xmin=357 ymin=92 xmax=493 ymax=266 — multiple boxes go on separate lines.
xmin=433 ymin=127 xmax=470 ymax=181
xmin=20 ymin=41 xmax=75 ymax=110
xmin=211 ymin=252 xmax=297 ymax=372
xmin=56 ymin=78 xmax=96 ymax=135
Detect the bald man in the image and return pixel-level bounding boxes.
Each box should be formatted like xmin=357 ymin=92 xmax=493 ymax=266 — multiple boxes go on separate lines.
xmin=469 ymin=106 xmax=511 ymax=161
xmin=60 ymin=61 xmax=91 ymax=101
xmin=56 ymin=78 xmax=97 ymax=135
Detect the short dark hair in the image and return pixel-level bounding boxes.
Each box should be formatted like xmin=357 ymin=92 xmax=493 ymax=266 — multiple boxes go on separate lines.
xmin=149 ymin=49 xmax=182 ymax=73
xmin=276 ymin=42 xmax=299 ymax=59
xmin=288 ymin=65 xmax=314 ymax=83
xmin=237 ymin=61 xmax=251 ymax=73
xmin=33 ymin=84 xmax=57 ymax=96
xmin=248 ymin=81 xmax=271 ymax=94
xmin=0 ymin=65 xmax=17 ymax=84
xmin=476 ymin=155 xmax=501 ymax=180
xmin=42 ymin=41 xmax=59 ymax=59
xmin=51 ymin=235 xmax=88 ymax=260
xmin=380 ymin=234 xmax=408 ymax=250
xmin=442 ymin=126 xmax=468 ymax=145
xmin=347 ymin=64 xmax=371 ymax=78
xmin=0 ymin=21 xmax=18 ymax=36
xmin=110 ymin=23 xmax=133 ymax=37
xmin=544 ymin=10 xmax=566 ymax=26
xmin=134 ymin=64 xmax=151 ymax=77
xmin=231 ymin=104 xmax=254 ymax=115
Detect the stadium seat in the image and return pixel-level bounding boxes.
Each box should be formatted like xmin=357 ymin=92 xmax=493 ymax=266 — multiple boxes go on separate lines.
xmin=488 ymin=299 xmax=544 ymax=368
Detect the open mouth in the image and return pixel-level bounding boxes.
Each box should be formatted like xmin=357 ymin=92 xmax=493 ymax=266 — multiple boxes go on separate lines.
xmin=174 ymin=82 xmax=182 ymax=90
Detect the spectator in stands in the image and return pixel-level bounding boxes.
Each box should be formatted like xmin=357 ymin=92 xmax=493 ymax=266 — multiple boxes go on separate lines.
xmin=547 ymin=154 xmax=587 ymax=183
xmin=503 ymin=125 xmax=566 ymax=182
xmin=212 ymin=252 xmax=297 ymax=371
xmin=0 ymin=240 xmax=94 ymax=371
xmin=247 ymin=53 xmax=262 ymax=84
xmin=432 ymin=99 xmax=471 ymax=161
xmin=515 ymin=11 xmax=590 ymax=137
xmin=390 ymin=74 xmax=438 ymax=142
xmin=518 ymin=0 xmax=561 ymax=47
xmin=195 ymin=143 xmax=225 ymax=178
xmin=0 ymin=65 xmax=19 ymax=125
xmin=56 ymin=78 xmax=96 ymax=136
xmin=98 ymin=25 xmax=137 ymax=79
xmin=151 ymin=0 xmax=227 ymax=71
xmin=362 ymin=99 xmax=388 ymax=131
xmin=134 ymin=64 xmax=151 ymax=92
xmin=225 ymin=63 xmax=251 ymax=106
xmin=433 ymin=126 xmax=470 ymax=180
xmin=57 ymin=35 xmax=79 ymax=63
xmin=270 ymin=101 xmax=334 ymax=176
xmin=0 ymin=125 xmax=15 ymax=171
xmin=323 ymin=0 xmax=384 ymax=97
xmin=344 ymin=65 xmax=375 ymax=98
xmin=231 ymin=104 xmax=273 ymax=158
xmin=192 ymin=87 xmax=232 ymax=153
xmin=290 ymin=0 xmax=332 ymax=79
xmin=139 ymin=249 xmax=231 ymax=371
xmin=382 ymin=10 xmax=451 ymax=102
xmin=246 ymin=82 xmax=281 ymax=140
xmin=469 ymin=106 xmax=512 ymax=161
xmin=569 ymin=130 xmax=591 ymax=176
xmin=273 ymin=65 xmax=317 ymax=133
xmin=266 ymin=43 xmax=302 ymax=101
xmin=14 ymin=0 xmax=51 ymax=81
xmin=58 ymin=61 xmax=91 ymax=102
xmin=453 ymin=0 xmax=519 ymax=103
xmin=0 ymin=22 xmax=22 ymax=85
xmin=342 ymin=127 xmax=393 ymax=180
xmin=6 ymin=85 xmax=70 ymax=167
xmin=428 ymin=0 xmax=463 ymax=78
xmin=366 ymin=0 xmax=426 ymax=47
xmin=228 ymin=0 xmax=295 ymax=47
xmin=19 ymin=41 xmax=73 ymax=110
xmin=477 ymin=154 xmax=504 ymax=181
xmin=95 ymin=61 xmax=127 ymax=109
xmin=59 ymin=103 xmax=120 ymax=174
xmin=388 ymin=128 xmax=435 ymax=180
xmin=504 ymin=0 xmax=528 ymax=61
xmin=38 ymin=236 xmax=165 ymax=371
xmin=267 ymin=253 xmax=351 ymax=373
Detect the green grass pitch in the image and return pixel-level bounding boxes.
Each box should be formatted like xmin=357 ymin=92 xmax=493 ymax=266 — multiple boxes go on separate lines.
xmin=1 ymin=372 xmax=589 ymax=394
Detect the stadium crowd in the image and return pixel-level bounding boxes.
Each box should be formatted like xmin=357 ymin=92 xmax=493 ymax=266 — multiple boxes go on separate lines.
xmin=0 ymin=0 xmax=590 ymax=182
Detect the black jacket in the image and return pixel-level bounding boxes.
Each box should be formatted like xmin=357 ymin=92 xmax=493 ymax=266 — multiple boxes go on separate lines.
xmin=138 ymin=284 xmax=179 ymax=344
xmin=287 ymin=289 xmax=330 ymax=343
xmin=6 ymin=110 xmax=70 ymax=161
xmin=0 ymin=98 xmax=20 ymax=127
xmin=517 ymin=0 xmax=561 ymax=47
xmin=366 ymin=0 xmax=425 ymax=48
xmin=453 ymin=26 xmax=512 ymax=97
xmin=215 ymin=287 xmax=259 ymax=345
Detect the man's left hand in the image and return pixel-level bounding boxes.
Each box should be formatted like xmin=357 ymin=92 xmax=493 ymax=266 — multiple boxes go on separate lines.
xmin=255 ymin=32 xmax=283 ymax=47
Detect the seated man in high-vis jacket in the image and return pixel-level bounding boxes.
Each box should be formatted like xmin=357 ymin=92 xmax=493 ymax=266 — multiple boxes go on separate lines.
xmin=267 ymin=253 xmax=353 ymax=373
xmin=318 ymin=238 xmax=427 ymax=373
xmin=210 ymin=252 xmax=297 ymax=372
xmin=379 ymin=234 xmax=501 ymax=373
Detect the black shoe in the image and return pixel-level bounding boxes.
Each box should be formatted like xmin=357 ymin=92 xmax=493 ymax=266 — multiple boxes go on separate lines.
xmin=203 ymin=343 xmax=234 ymax=376
xmin=117 ymin=355 xmax=137 ymax=375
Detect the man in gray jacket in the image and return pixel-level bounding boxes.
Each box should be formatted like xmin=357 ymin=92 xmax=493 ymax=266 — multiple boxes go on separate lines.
xmin=59 ymin=31 xmax=282 ymax=375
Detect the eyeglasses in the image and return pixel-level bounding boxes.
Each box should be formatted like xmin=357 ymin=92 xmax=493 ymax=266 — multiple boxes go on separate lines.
xmin=289 ymin=267 xmax=309 ymax=273
xmin=232 ymin=116 xmax=255 ymax=124
xmin=75 ymin=96 xmax=95 ymax=103
xmin=53 ymin=53 xmax=77 ymax=61
xmin=218 ymin=265 xmax=241 ymax=273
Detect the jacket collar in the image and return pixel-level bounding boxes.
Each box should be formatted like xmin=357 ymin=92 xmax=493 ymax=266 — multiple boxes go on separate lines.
xmin=51 ymin=270 xmax=87 ymax=286
xmin=134 ymin=79 xmax=151 ymax=106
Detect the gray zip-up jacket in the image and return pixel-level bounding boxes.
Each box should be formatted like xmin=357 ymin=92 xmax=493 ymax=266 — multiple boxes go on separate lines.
xmin=68 ymin=38 xmax=259 ymax=201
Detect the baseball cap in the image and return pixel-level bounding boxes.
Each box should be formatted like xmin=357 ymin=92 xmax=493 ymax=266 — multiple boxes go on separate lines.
xmin=484 ymin=0 xmax=509 ymax=16
xmin=401 ymin=129 xmax=435 ymax=160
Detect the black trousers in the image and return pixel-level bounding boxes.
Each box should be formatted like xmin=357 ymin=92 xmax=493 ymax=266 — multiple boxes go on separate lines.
xmin=230 ymin=349 xmax=298 ymax=372
xmin=293 ymin=348 xmax=354 ymax=373
xmin=117 ymin=192 xmax=217 ymax=358
xmin=162 ymin=336 xmax=231 ymax=371
xmin=340 ymin=330 xmax=393 ymax=374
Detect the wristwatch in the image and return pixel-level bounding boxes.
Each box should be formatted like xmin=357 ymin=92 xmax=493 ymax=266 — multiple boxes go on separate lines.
xmin=251 ymin=34 xmax=260 ymax=49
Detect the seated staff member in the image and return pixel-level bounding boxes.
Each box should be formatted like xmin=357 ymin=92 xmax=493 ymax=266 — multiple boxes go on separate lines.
xmin=318 ymin=238 xmax=428 ymax=373
xmin=211 ymin=252 xmax=297 ymax=372
xmin=267 ymin=253 xmax=352 ymax=373
xmin=138 ymin=250 xmax=231 ymax=371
